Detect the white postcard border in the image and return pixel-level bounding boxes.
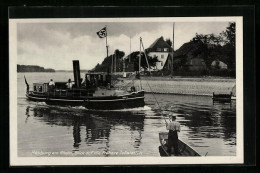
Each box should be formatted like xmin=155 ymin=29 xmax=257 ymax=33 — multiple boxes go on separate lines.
xmin=9 ymin=17 xmax=243 ymax=166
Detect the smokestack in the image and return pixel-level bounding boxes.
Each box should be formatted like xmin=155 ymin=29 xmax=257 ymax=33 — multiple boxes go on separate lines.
xmin=73 ymin=60 xmax=81 ymax=88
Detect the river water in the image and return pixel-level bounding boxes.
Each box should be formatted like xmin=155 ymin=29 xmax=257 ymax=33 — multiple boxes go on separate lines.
xmin=17 ymin=72 xmax=236 ymax=157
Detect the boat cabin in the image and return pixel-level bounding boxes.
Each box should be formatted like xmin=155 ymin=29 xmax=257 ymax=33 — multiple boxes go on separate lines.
xmin=33 ymin=83 xmax=48 ymax=93
xmin=85 ymin=72 xmax=111 ymax=89
xmin=31 ymin=60 xmax=113 ymax=98
xmin=31 ymin=72 xmax=112 ymax=98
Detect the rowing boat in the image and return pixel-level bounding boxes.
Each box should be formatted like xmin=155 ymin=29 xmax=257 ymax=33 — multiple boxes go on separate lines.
xmin=159 ymin=132 xmax=200 ymax=156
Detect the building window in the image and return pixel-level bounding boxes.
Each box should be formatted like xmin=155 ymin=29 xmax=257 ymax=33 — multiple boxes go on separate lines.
xmin=164 ymin=48 xmax=169 ymax=52
xmin=156 ymin=48 xmax=161 ymax=52
xmin=161 ymin=55 xmax=164 ymax=59
xmin=161 ymin=62 xmax=163 ymax=66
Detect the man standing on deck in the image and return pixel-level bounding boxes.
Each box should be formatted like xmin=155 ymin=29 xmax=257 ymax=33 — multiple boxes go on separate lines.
xmin=48 ymin=79 xmax=55 ymax=91
xmin=66 ymin=79 xmax=73 ymax=89
xmin=166 ymin=114 xmax=181 ymax=156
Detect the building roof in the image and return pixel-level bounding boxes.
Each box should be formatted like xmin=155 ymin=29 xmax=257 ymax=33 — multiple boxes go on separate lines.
xmin=148 ymin=37 xmax=162 ymax=49
xmin=147 ymin=36 xmax=173 ymax=52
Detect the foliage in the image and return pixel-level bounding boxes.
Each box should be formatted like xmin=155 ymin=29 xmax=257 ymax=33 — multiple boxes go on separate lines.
xmin=17 ymin=65 xmax=55 ymax=72
xmin=124 ymin=51 xmax=159 ymax=71
xmin=220 ymin=22 xmax=236 ymax=46
xmin=190 ymin=22 xmax=236 ymax=70
xmin=93 ymin=49 xmax=125 ymax=72
xmin=165 ymin=38 xmax=172 ymax=47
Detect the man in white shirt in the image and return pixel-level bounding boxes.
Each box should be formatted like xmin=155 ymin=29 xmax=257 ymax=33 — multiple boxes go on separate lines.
xmin=48 ymin=79 xmax=55 ymax=91
xmin=166 ymin=115 xmax=181 ymax=156
xmin=49 ymin=79 xmax=55 ymax=86
xmin=66 ymin=79 xmax=73 ymax=89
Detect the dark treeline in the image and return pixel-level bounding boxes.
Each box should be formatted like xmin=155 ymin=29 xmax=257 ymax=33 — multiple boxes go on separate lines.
xmin=93 ymin=49 xmax=159 ymax=72
xmin=93 ymin=49 xmax=125 ymax=72
xmin=160 ymin=22 xmax=236 ymax=77
xmin=191 ymin=22 xmax=235 ymax=70
xmin=17 ymin=65 xmax=55 ymax=72
xmin=124 ymin=51 xmax=159 ymax=71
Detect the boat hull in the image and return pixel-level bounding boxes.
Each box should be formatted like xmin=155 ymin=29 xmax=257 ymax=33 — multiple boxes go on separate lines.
xmin=159 ymin=132 xmax=200 ymax=156
xmin=26 ymin=91 xmax=145 ymax=110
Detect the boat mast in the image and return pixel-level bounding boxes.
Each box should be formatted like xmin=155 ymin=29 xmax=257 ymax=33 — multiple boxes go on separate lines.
xmin=139 ymin=37 xmax=142 ymax=89
xmin=129 ymin=37 xmax=131 ymax=63
xmin=106 ymin=26 xmax=108 ymax=60
xmin=105 ymin=25 xmax=112 ymax=73
xmin=114 ymin=50 xmax=117 ymax=72
xmin=140 ymin=37 xmax=151 ymax=76
xmin=171 ymin=23 xmax=175 ymax=77
xmin=139 ymin=37 xmax=141 ymax=73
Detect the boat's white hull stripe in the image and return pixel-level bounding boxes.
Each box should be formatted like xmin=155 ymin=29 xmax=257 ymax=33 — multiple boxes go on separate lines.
xmin=27 ymin=95 xmax=144 ymax=102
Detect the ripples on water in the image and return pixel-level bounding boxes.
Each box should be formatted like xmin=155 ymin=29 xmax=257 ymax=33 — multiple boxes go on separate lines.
xmin=17 ymin=73 xmax=236 ymax=157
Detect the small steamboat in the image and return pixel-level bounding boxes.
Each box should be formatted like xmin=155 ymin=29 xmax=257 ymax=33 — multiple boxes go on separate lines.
xmin=25 ymin=60 xmax=145 ymax=110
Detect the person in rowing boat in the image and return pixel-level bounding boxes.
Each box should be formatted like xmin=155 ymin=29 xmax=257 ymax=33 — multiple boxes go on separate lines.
xmin=166 ymin=114 xmax=181 ymax=156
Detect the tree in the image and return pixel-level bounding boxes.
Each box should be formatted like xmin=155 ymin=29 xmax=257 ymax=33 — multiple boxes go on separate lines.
xmin=93 ymin=50 xmax=125 ymax=72
xmin=190 ymin=22 xmax=236 ymax=70
xmin=220 ymin=22 xmax=235 ymax=46
xmin=165 ymin=38 xmax=172 ymax=47
xmin=219 ymin=22 xmax=236 ymax=69
xmin=124 ymin=51 xmax=159 ymax=71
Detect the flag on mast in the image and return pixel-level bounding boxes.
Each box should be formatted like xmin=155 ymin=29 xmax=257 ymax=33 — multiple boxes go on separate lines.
xmin=96 ymin=27 xmax=107 ymax=38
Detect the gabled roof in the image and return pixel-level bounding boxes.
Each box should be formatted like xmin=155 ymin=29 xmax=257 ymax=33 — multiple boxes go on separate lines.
xmin=147 ymin=36 xmax=173 ymax=52
xmin=148 ymin=37 xmax=162 ymax=49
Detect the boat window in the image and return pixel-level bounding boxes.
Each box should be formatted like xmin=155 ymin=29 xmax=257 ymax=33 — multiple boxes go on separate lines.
xmin=38 ymin=86 xmax=42 ymax=92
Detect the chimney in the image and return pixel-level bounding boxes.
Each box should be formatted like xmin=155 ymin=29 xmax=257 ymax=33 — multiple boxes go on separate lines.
xmin=73 ymin=60 xmax=81 ymax=88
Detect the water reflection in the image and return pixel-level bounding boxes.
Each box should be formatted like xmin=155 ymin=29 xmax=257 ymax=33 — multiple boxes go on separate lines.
xmin=20 ymin=93 xmax=236 ymax=156
xmin=25 ymin=105 xmax=145 ymax=151
xmin=145 ymin=94 xmax=236 ymax=149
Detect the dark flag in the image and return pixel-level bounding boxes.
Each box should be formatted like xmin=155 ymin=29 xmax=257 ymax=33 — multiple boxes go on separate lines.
xmin=96 ymin=27 xmax=107 ymax=38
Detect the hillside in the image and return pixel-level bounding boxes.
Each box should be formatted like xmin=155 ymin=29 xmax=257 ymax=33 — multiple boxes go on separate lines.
xmin=17 ymin=65 xmax=55 ymax=72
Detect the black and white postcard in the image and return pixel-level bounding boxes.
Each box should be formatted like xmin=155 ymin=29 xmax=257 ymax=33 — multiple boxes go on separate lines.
xmin=9 ymin=16 xmax=243 ymax=165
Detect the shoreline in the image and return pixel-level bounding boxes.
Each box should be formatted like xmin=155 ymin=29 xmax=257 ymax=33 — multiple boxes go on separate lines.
xmin=117 ymin=77 xmax=235 ymax=96
xmin=144 ymin=91 xmax=213 ymax=97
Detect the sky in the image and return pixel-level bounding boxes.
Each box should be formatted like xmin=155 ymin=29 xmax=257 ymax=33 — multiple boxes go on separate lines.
xmin=17 ymin=21 xmax=230 ymax=70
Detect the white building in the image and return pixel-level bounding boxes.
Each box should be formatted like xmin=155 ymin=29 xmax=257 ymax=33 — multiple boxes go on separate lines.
xmin=146 ymin=36 xmax=173 ymax=70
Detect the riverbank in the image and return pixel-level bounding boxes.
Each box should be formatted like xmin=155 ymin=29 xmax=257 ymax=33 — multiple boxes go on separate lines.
xmin=117 ymin=76 xmax=235 ymax=96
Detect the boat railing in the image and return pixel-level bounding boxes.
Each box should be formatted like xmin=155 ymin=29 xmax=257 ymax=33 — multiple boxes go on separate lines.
xmin=32 ymin=88 xmax=95 ymax=98
xmin=113 ymin=85 xmax=142 ymax=92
